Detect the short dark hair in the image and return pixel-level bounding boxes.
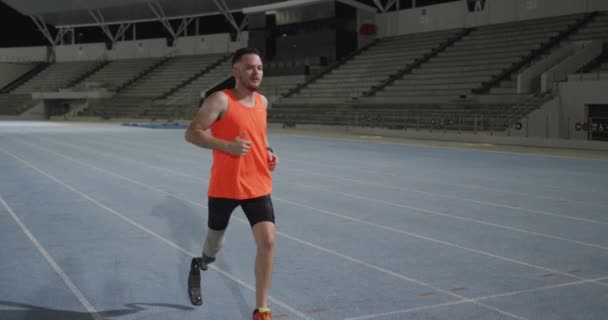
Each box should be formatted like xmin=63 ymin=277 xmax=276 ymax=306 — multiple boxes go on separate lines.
xmin=232 ymin=47 xmax=261 ymax=66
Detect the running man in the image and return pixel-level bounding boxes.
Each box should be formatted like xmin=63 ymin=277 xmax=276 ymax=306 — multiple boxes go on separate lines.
xmin=185 ymin=47 xmax=279 ymax=320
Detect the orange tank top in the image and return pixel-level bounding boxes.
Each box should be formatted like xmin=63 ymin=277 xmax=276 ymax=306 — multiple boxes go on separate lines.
xmin=207 ymin=89 xmax=272 ymax=199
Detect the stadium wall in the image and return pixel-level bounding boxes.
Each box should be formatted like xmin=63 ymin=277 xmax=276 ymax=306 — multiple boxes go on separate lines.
xmin=0 ymin=32 xmax=247 ymax=63
xmin=0 ymin=46 xmax=48 ymax=62
xmin=55 ymin=32 xmax=248 ymax=62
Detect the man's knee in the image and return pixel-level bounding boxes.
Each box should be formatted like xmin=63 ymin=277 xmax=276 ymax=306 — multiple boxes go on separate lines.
xmin=258 ymin=234 xmax=275 ymax=253
xmin=253 ymin=222 xmax=275 ymax=253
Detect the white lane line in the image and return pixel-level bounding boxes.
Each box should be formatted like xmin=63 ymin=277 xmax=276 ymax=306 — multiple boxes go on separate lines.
xmin=27 ymin=136 xmax=607 ymax=285
xmin=18 ymin=136 xmax=533 ymax=319
xmin=91 ymin=132 xmax=605 ymax=207
xmin=87 ymin=135 xmax=608 ymax=226
xmin=29 ymin=138 xmax=608 ymax=286
xmin=289 ymin=182 xmax=608 ymax=251
xmin=345 ymin=275 xmax=608 ymax=320
xmin=285 ymin=168 xmax=608 ymax=226
xmin=282 ymin=157 xmax=608 ymax=208
xmin=276 ymin=197 xmax=608 ymax=286
xmin=95 ymin=132 xmax=607 ymax=197
xmin=0 ymin=195 xmax=103 ymax=320
xmin=0 ymin=146 xmax=313 ymax=320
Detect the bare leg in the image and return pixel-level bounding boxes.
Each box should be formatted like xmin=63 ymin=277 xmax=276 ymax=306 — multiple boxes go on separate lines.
xmin=251 ymin=221 xmax=275 ymax=308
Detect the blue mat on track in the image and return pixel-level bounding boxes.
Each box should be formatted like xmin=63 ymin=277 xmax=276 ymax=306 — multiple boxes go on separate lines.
xmin=122 ymin=123 xmax=187 ymax=129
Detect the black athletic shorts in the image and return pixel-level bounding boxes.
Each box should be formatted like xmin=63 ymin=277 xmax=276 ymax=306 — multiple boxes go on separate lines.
xmin=207 ymin=194 xmax=275 ymax=230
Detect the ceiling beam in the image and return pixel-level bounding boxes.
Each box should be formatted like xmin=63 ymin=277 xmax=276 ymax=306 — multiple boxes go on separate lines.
xmin=148 ymin=1 xmax=177 ymax=40
xmin=212 ymin=0 xmax=240 ymax=34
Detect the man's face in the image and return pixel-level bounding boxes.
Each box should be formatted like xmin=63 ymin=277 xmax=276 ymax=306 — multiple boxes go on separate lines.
xmin=232 ymin=53 xmax=263 ymax=91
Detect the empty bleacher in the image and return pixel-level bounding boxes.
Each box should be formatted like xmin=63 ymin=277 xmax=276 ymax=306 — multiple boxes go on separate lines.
xmin=76 ymin=54 xmax=229 ymax=119
xmin=568 ymin=12 xmax=608 ymax=79
xmin=268 ymin=101 xmax=513 ymax=132
xmin=118 ymin=54 xmax=225 ymax=98
xmin=75 ymin=57 xmax=162 ymax=91
xmin=374 ymin=14 xmax=584 ymax=102
xmin=163 ymin=58 xmax=232 ymax=105
xmin=4 ymin=11 xmax=602 ymax=129
xmin=12 ymin=60 xmax=102 ymax=94
xmin=259 ymin=75 xmax=306 ymax=103
xmin=0 ymin=94 xmax=35 ymax=115
xmin=282 ymin=29 xmax=461 ymax=103
xmin=78 ymin=96 xmax=153 ymax=119
xmin=268 ymin=13 xmax=606 ymax=132
xmin=568 ymin=12 xmax=608 ymax=43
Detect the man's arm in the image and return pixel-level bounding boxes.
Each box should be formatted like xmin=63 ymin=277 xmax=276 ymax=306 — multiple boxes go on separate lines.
xmin=185 ymin=92 xmax=250 ymax=156
xmin=261 ymin=95 xmax=272 ymax=149
xmin=261 ymin=94 xmax=279 ymax=171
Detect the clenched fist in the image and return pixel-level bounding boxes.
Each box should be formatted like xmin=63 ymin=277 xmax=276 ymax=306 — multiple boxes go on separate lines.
xmin=227 ymin=132 xmax=251 ymax=156
xmin=268 ymin=150 xmax=279 ymax=171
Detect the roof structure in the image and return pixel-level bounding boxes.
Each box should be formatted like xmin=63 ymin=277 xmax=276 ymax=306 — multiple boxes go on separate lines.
xmin=1 ymin=0 xmax=382 ymax=27
xmin=1 ymin=0 xmax=383 ymax=47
